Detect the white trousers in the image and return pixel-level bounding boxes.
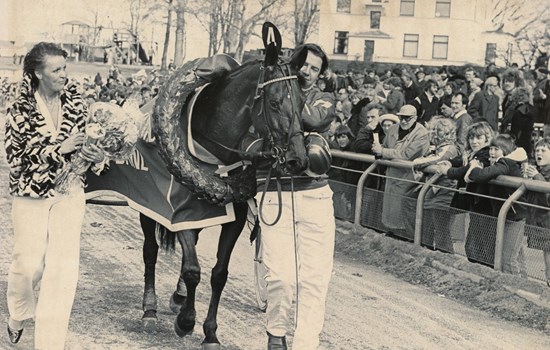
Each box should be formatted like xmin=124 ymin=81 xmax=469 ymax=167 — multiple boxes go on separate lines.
xmin=258 ymin=185 xmax=335 ymax=350
xmin=7 ymin=190 xmax=85 ymax=350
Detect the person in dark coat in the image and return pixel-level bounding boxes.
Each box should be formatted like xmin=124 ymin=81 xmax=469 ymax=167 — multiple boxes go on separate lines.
xmin=328 ymin=124 xmax=356 ymax=184
xmin=437 ymin=121 xmax=495 ymax=267
xmin=382 ymin=77 xmax=405 ymax=114
xmin=524 ymin=137 xmax=550 ymax=286
xmin=510 ymin=87 xmax=536 ymax=159
xmin=410 ymin=79 xmax=439 ymax=125
xmin=533 ymin=68 xmax=550 ymax=135
xmin=500 ymin=69 xmax=525 ymax=133
xmin=401 ymin=73 xmax=422 ymax=103
xmin=466 ymin=134 xmax=528 ymax=276
xmin=467 ymin=76 xmax=500 ymax=130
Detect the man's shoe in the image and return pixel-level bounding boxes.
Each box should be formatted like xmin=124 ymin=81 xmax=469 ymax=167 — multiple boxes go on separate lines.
xmin=7 ymin=325 xmax=23 ymax=344
xmin=267 ymin=332 xmax=287 ymax=350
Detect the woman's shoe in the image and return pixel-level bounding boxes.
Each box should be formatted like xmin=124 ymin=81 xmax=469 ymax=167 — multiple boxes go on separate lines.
xmin=7 ymin=325 xmax=23 ymax=344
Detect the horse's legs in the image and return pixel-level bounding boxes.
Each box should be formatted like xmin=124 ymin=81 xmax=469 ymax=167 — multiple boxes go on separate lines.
xmin=174 ymin=228 xmax=201 ymax=337
xmin=140 ymin=213 xmax=159 ymax=331
xmin=169 ymin=242 xmax=192 ymax=314
xmin=202 ymin=202 xmax=248 ymax=348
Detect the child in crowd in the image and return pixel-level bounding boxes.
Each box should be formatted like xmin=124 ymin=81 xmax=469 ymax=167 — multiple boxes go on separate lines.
xmin=437 ymin=121 xmax=494 ymax=266
xmin=466 ymin=134 xmax=528 ymax=276
xmin=524 ymin=137 xmax=550 ymax=285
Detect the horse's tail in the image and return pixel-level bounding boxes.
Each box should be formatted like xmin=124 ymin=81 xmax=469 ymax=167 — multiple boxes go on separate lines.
xmin=156 ymin=223 xmax=177 ymax=253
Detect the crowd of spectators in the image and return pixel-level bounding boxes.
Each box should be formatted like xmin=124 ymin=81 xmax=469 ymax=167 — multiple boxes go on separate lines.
xmin=321 ymin=62 xmax=550 ymax=282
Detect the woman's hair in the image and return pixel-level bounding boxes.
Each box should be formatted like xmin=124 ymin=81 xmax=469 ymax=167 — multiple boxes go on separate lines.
xmin=511 ymin=86 xmax=532 ymax=105
xmin=466 ymin=121 xmax=495 ymax=149
xmin=386 ymin=77 xmax=402 ymax=88
xmin=535 ymin=137 xmax=550 ymax=150
xmin=502 ymin=68 xmax=524 ymax=87
xmin=23 ymin=42 xmax=67 ymax=90
xmin=427 ymin=116 xmax=456 ymax=145
xmin=490 ymin=134 xmax=517 ymax=155
xmin=334 ymin=124 xmax=354 ymax=139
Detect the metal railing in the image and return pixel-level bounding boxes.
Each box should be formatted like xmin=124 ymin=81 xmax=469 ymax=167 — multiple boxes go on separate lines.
xmin=330 ymin=149 xmax=550 ymax=276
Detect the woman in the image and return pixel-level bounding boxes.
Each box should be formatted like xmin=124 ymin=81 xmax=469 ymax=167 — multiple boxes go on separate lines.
xmin=4 ymin=42 xmax=105 ymax=349
xmin=510 ymin=86 xmax=536 ymax=159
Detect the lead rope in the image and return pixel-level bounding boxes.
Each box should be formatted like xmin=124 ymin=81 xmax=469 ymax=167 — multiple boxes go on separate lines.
xmin=258 ymin=166 xmax=283 ymax=226
xmin=290 ymin=175 xmax=300 ymax=329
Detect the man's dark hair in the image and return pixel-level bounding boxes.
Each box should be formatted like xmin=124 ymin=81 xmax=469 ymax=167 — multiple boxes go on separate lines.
xmin=290 ymin=43 xmax=328 ymax=75
xmin=452 ymin=92 xmax=468 ymax=106
xmin=424 ymin=79 xmax=438 ymax=91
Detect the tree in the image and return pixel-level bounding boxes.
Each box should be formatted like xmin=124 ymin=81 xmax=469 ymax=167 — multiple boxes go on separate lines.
xmin=142 ymin=0 xmax=175 ymax=70
xmin=173 ymin=0 xmax=186 ymax=66
xmin=293 ymin=0 xmax=319 ymax=46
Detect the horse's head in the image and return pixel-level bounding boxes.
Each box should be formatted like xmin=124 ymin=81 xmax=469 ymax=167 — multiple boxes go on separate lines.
xmin=251 ymin=22 xmax=308 ymax=175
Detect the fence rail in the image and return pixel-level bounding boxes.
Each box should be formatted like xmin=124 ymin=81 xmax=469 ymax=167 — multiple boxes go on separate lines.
xmin=330 ymin=149 xmax=550 ymax=281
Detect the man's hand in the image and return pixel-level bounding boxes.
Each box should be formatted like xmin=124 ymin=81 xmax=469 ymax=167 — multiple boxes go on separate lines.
xmin=371 ymin=142 xmax=382 ymax=155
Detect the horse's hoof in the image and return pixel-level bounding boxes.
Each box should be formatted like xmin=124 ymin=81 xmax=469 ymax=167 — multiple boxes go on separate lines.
xmin=169 ymin=292 xmax=186 ymax=314
xmin=201 ymin=342 xmax=221 ymax=350
xmin=174 ymin=317 xmax=194 ymax=338
xmin=141 ymin=310 xmax=158 ymax=333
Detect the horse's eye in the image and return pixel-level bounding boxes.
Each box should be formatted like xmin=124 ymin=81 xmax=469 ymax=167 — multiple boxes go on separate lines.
xmin=269 ymin=100 xmax=280 ymax=109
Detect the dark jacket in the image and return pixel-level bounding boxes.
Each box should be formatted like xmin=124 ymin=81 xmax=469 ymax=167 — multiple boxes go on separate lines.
xmin=446 ymin=146 xmax=492 ymax=214
xmin=467 ymin=148 xmax=528 ymax=221
xmin=383 ymin=89 xmax=405 ymax=114
xmin=533 ymin=78 xmax=550 ymax=124
xmin=352 ymin=124 xmax=385 ymax=155
xmin=403 ymin=81 xmax=422 ymax=103
xmin=501 ymin=92 xmax=518 ymax=133
xmin=510 ymin=103 xmax=535 ymax=159
xmin=467 ymin=90 xmax=499 ymax=131
xmin=411 ymin=92 xmax=439 ymax=125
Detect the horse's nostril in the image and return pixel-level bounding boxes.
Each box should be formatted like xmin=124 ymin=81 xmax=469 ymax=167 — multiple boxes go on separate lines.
xmin=286 ymin=158 xmax=307 ymax=174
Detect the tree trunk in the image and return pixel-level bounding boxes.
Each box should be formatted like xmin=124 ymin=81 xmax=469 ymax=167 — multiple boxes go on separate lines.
xmin=174 ymin=0 xmax=185 ymax=67
xmin=161 ymin=0 xmax=173 ymax=71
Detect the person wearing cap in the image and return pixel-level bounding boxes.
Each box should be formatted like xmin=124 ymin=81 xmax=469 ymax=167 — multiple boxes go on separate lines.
xmin=371 ymin=104 xmax=430 ymax=234
xmin=258 ymin=43 xmax=336 ymax=350
xmin=467 ymin=76 xmax=500 ymax=131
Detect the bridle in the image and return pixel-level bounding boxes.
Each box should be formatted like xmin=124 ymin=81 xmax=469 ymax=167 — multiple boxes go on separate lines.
xmin=253 ymin=61 xmax=302 ymax=168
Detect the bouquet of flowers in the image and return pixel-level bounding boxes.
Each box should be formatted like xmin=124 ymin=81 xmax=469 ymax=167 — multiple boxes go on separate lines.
xmin=55 ymin=102 xmax=140 ymax=194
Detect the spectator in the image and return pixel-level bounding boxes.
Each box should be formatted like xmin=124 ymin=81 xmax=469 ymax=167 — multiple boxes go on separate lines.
xmin=401 ymin=73 xmax=422 ymax=103
xmin=336 ymin=88 xmax=352 ymax=124
xmin=533 ymin=68 xmax=550 ymax=135
xmin=378 ymin=113 xmax=400 ymax=136
xmin=439 ymin=95 xmax=454 ymax=118
xmin=437 ymin=122 xmax=494 ymax=267
xmin=467 ymin=134 xmax=528 ymax=276
xmin=451 ymin=92 xmax=474 ymax=153
xmin=352 ymin=104 xmax=388 ymax=155
xmin=347 ymin=98 xmax=369 ymax=137
xmin=406 ymin=117 xmax=459 ymax=252
xmin=94 ymin=72 xmax=103 ymax=86
xmin=467 ymin=76 xmax=500 ymax=130
xmin=524 ymin=137 xmax=550 ymax=286
xmin=501 ymin=69 xmax=524 ymax=133
xmin=140 ymin=85 xmax=153 ymax=107
xmin=328 ymin=125 xmax=356 ymax=183
xmin=411 ymin=79 xmax=440 ymax=125
xmin=372 ymin=104 xmax=430 ymax=234
xmin=415 ymin=69 xmax=427 ymax=90
xmin=382 ymin=77 xmax=405 ymax=114
xmin=468 ymin=77 xmax=483 ymax=105
xmin=83 ymin=90 xmax=97 ymax=106
xmin=510 ymin=87 xmax=536 ymax=159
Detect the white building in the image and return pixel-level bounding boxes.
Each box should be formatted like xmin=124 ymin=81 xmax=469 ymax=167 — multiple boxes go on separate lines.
xmin=317 ymin=0 xmax=515 ymax=67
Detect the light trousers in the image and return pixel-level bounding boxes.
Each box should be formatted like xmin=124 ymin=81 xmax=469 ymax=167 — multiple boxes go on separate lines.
xmin=501 ymin=219 xmax=527 ymax=277
xmin=258 ymin=185 xmax=335 ymax=350
xmin=7 ymin=190 xmax=85 ymax=350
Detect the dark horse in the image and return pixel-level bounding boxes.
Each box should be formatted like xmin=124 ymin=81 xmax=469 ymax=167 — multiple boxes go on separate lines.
xmin=140 ymin=23 xmax=308 ymax=349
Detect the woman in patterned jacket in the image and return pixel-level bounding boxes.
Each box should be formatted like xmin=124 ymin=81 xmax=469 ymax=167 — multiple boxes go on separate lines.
xmin=4 ymin=42 xmax=105 ymax=349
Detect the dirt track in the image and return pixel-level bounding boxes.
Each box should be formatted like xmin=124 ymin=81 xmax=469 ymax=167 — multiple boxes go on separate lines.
xmin=1 ymin=111 xmax=550 ymax=349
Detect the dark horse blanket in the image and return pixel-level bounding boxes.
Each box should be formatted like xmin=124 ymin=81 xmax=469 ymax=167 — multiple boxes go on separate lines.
xmin=85 ymin=56 xmax=243 ymax=230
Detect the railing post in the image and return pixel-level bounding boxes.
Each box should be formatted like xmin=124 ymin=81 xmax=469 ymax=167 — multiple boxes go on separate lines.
xmin=414 ymin=173 xmax=442 ymax=246
xmin=494 ymin=184 xmax=526 ymax=272
xmin=353 ymin=161 xmax=378 ymax=234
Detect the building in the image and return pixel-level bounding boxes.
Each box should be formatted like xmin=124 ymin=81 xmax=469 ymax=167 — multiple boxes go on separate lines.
xmin=317 ymin=0 xmax=515 ymax=67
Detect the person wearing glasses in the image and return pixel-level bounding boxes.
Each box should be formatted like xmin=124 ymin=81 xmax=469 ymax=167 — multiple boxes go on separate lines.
xmin=467 ymin=76 xmax=500 ymax=131
xmin=371 ymin=104 xmax=430 ymax=235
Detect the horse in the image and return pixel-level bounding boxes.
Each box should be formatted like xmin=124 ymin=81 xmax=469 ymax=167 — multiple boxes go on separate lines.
xmin=139 ymin=23 xmax=308 ymax=350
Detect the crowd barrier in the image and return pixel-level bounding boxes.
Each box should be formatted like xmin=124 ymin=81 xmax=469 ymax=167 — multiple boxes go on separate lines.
xmin=329 ymin=149 xmax=550 ymax=284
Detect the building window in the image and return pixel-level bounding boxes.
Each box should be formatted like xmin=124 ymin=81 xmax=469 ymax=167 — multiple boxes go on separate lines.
xmin=433 ymin=35 xmax=449 ymax=59
xmin=334 ymin=31 xmax=349 ymax=54
xmin=370 ymin=11 xmax=381 ymax=29
xmin=400 ymin=0 xmax=415 ymax=16
xmin=403 ymin=34 xmax=419 ymax=58
xmin=435 ymin=0 xmax=451 ymax=17
xmin=485 ymin=43 xmax=497 ymax=64
xmin=337 ymin=0 xmax=351 ymax=13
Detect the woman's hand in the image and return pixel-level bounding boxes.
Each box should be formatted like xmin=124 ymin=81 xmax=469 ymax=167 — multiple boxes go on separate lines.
xmin=80 ymin=144 xmax=105 ymax=163
xmin=371 ymin=142 xmax=382 ymax=155
xmin=59 ymin=133 xmax=85 ymax=154
xmin=435 ymin=161 xmax=451 ymax=175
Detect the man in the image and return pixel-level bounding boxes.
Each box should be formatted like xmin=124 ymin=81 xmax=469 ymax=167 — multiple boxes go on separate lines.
xmin=467 ymin=76 xmax=500 ymax=130
xmin=258 ymin=43 xmax=336 ymax=350
xmin=410 ymin=79 xmax=439 ymax=125
xmin=382 ymin=77 xmax=405 ymax=114
xmin=533 ymin=68 xmax=550 ymax=133
xmin=451 ymin=92 xmax=474 ymax=152
xmin=336 ymin=87 xmax=352 ymax=123
xmin=401 ymin=73 xmax=422 ymax=103
xmin=500 ymin=69 xmax=523 ymax=133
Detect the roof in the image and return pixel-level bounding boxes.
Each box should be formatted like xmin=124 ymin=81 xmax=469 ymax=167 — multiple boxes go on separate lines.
xmin=62 ymin=20 xmax=90 ymax=27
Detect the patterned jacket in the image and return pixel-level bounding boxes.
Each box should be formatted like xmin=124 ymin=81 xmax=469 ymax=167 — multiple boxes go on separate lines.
xmin=5 ymin=75 xmax=87 ymax=198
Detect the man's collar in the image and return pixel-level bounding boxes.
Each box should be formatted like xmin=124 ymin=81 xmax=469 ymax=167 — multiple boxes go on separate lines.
xmin=453 ymin=109 xmax=466 ymax=119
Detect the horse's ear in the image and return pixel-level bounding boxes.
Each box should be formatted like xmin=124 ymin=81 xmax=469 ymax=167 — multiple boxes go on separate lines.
xmin=289 ymin=45 xmax=308 ymax=72
xmin=262 ymin=22 xmax=281 ymax=66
